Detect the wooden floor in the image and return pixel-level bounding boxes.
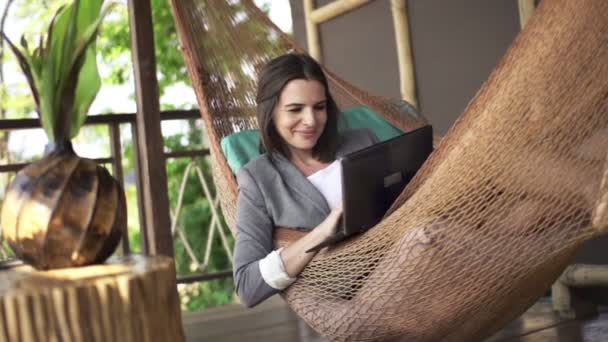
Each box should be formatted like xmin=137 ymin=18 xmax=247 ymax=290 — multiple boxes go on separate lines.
xmin=182 ymin=296 xmax=608 ymax=341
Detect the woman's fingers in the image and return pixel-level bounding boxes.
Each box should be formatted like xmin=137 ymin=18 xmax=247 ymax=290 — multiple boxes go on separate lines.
xmin=318 ymin=206 xmax=343 ymax=238
xmin=325 ymin=206 xmax=343 ymax=225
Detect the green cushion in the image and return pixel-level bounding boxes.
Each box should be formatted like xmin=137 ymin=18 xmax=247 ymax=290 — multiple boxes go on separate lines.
xmin=221 ymin=106 xmax=403 ymax=174
xmin=221 ymin=129 xmax=261 ymax=174
xmin=338 ymin=106 xmax=403 ymax=142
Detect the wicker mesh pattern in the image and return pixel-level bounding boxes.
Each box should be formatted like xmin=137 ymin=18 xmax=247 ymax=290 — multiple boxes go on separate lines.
xmin=169 ymin=0 xmax=608 ymax=340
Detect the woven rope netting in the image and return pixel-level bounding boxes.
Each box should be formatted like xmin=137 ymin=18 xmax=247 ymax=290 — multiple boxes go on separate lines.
xmin=169 ymin=0 xmax=608 ymax=340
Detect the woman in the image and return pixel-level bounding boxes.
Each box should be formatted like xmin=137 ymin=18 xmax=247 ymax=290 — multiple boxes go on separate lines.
xmin=233 ymin=53 xmax=378 ymax=307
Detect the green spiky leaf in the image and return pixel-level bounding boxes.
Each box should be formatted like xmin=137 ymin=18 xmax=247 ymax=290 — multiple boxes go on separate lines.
xmin=1 ymin=33 xmax=40 ymax=114
xmin=71 ymin=47 xmax=101 ymax=138
xmin=62 ymin=2 xmax=117 ymax=139
xmin=43 ymin=5 xmax=66 ymax=61
xmin=1 ymin=0 xmax=116 ymax=142
xmin=50 ymin=1 xmax=86 ymax=139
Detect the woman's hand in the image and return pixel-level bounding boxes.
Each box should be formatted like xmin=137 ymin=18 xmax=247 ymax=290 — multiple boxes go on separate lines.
xmin=280 ymin=205 xmax=343 ymax=278
xmin=315 ymin=205 xmax=343 ymax=240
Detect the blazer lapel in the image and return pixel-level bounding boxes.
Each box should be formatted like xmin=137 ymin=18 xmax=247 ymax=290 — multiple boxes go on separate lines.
xmin=273 ymin=154 xmax=331 ymax=218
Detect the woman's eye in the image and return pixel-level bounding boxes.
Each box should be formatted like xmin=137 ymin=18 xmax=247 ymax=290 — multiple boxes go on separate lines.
xmin=314 ymin=105 xmax=326 ymax=111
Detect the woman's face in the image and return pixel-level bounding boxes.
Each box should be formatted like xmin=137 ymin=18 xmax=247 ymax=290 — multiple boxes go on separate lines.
xmin=272 ymin=79 xmax=327 ymax=157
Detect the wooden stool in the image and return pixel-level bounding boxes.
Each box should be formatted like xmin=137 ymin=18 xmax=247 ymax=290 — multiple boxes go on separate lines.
xmin=0 ymin=255 xmax=184 ymax=342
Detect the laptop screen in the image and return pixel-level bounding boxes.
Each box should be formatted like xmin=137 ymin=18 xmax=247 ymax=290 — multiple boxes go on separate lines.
xmin=340 ymin=125 xmax=433 ymax=234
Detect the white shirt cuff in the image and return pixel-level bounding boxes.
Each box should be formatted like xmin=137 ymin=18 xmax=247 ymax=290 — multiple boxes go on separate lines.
xmin=259 ymin=248 xmax=297 ymax=290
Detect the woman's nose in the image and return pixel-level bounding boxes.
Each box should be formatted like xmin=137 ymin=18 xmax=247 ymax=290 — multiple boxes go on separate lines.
xmin=302 ymin=108 xmax=316 ymax=126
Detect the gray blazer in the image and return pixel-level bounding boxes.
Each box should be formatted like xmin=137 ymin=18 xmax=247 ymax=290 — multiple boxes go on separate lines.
xmin=233 ymin=129 xmax=378 ymax=307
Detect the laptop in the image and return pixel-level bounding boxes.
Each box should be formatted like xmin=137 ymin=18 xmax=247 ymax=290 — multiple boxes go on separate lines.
xmin=306 ymin=125 xmax=433 ymax=252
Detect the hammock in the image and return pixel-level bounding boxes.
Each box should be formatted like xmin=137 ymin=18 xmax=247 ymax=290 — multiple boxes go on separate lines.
xmin=169 ymin=0 xmax=608 ymax=340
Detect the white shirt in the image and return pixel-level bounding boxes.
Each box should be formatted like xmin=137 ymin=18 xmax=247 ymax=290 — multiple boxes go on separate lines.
xmin=258 ymin=248 xmax=296 ymax=290
xmin=306 ymin=160 xmax=343 ymax=210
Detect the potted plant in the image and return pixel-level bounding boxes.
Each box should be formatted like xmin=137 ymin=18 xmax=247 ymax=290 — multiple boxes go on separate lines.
xmin=0 ymin=0 xmax=126 ymax=269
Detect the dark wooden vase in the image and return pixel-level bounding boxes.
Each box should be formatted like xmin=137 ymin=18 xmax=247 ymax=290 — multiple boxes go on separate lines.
xmin=0 ymin=141 xmax=126 ymax=269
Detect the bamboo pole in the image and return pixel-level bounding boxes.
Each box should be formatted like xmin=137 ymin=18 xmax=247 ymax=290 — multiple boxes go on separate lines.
xmin=559 ymin=264 xmax=608 ymax=286
xmin=309 ymin=0 xmax=372 ymax=24
xmin=551 ymin=277 xmax=597 ymax=319
xmin=391 ymin=0 xmax=418 ymax=108
xmin=593 ymin=152 xmax=608 ymax=233
xmin=518 ymin=0 xmax=536 ymax=29
xmin=551 ymin=264 xmax=608 ymax=319
xmin=303 ymin=0 xmax=322 ymax=61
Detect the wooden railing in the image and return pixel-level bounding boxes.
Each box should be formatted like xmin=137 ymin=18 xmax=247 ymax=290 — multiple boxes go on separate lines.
xmin=0 ymin=109 xmax=232 ymax=284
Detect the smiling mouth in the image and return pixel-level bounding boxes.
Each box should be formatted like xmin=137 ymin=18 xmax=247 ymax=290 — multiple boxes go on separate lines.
xmin=297 ymin=131 xmax=317 ymax=138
